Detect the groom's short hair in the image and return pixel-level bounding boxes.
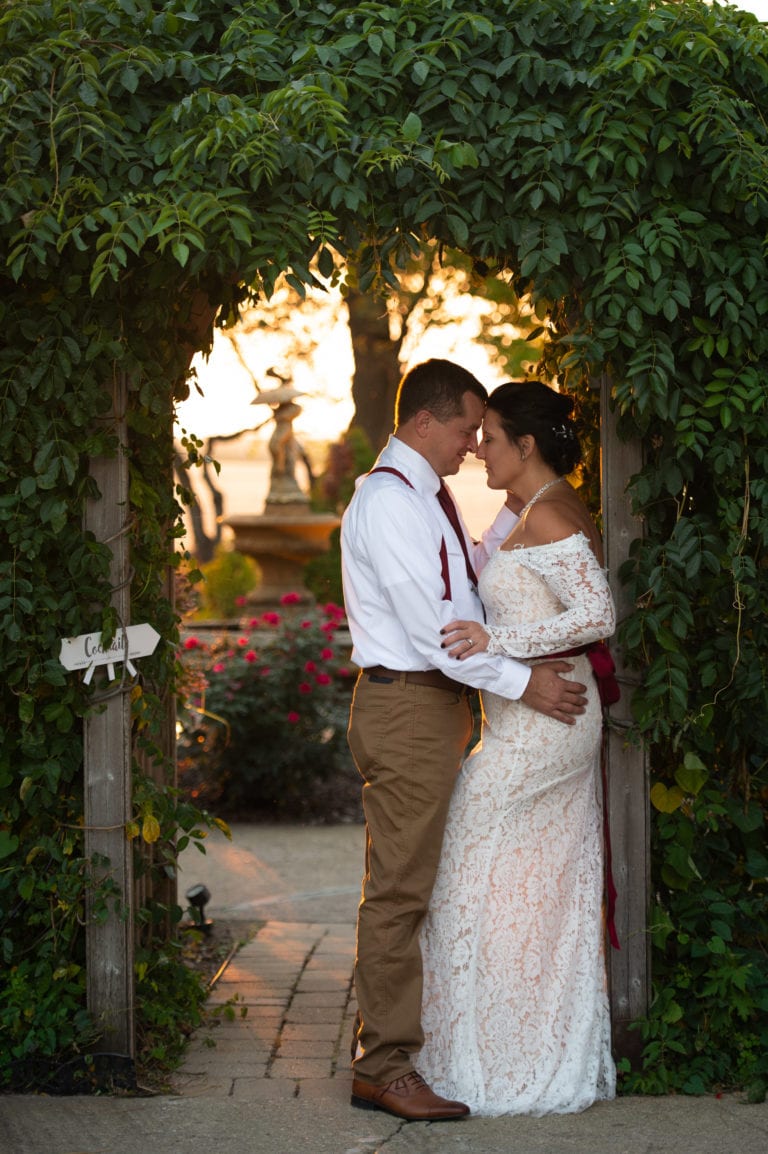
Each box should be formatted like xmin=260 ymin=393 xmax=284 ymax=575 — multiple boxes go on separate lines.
xmin=395 ymin=359 xmax=487 ymax=426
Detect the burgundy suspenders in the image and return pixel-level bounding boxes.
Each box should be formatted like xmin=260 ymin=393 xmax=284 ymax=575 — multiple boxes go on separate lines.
xmin=368 ymin=467 xmax=453 ymax=600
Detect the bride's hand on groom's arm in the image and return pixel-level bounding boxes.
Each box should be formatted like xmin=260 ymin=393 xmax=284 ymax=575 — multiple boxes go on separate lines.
xmin=522 ymin=662 xmax=588 ymax=725
xmin=440 ymin=619 xmax=490 ymax=658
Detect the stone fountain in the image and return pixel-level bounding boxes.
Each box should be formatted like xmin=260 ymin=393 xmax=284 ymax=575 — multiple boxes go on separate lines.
xmin=225 ymin=382 xmax=340 ymax=604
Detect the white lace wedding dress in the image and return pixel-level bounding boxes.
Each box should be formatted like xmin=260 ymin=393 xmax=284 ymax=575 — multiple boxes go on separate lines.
xmin=417 ymin=532 xmax=617 ymax=1116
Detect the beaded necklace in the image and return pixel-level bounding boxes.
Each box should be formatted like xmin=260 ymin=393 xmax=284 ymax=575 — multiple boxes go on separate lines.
xmin=519 ymin=476 xmax=565 ymax=517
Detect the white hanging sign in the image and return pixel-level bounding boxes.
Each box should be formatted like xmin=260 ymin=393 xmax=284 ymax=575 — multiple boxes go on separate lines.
xmin=59 ymin=623 xmax=160 ymax=685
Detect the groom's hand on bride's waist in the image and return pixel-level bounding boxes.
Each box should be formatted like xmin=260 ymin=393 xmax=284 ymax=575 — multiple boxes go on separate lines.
xmin=521 ymin=661 xmax=588 ymax=725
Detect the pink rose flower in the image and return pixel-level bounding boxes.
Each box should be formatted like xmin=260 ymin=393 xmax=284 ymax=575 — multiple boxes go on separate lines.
xmin=212 ymin=662 xmax=225 ymax=674
xmin=244 ymin=650 xmax=257 ymax=663
xmin=300 ymin=619 xmax=312 ymax=629
xmin=235 ymin=595 xmax=248 ymax=607
xmin=304 ymin=660 xmax=317 ymax=673
xmin=298 ymin=682 xmax=313 ymax=694
xmin=320 ymin=647 xmax=334 ymax=660
xmin=280 ymin=592 xmax=302 ymax=605
xmin=183 ymin=637 xmax=200 ymax=650
xmin=262 ymin=611 xmax=281 ymax=625
xmin=287 ymin=711 xmax=300 ymax=724
xmin=315 ymin=672 xmax=331 ymax=686
xmin=237 ymin=636 xmax=249 ymax=646
xmin=338 ymin=666 xmax=351 ymax=678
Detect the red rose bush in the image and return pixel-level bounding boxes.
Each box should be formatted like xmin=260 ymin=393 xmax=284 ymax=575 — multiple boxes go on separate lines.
xmin=177 ymin=598 xmax=353 ymax=813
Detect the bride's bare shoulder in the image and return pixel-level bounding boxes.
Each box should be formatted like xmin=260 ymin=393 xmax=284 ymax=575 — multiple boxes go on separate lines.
xmin=524 ymin=499 xmax=583 ymax=545
xmin=525 ymin=499 xmax=603 ymax=562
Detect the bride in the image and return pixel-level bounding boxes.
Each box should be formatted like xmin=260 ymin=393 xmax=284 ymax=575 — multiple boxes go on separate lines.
xmin=416 ymin=380 xmax=617 ymax=1117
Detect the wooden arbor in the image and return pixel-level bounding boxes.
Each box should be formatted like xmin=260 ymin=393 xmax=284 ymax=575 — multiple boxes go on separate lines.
xmin=601 ymin=382 xmax=649 ymax=1057
xmin=84 ymin=351 xmax=649 ymax=1065
xmin=28 ymin=0 xmax=768 ymax=1078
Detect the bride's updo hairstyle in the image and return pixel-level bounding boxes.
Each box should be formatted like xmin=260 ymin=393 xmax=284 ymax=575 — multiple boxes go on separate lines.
xmin=487 ymin=381 xmax=581 ymax=476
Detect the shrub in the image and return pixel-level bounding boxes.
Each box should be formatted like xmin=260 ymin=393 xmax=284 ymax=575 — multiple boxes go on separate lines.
xmin=195 ymin=548 xmax=260 ymax=620
xmin=621 ymin=759 xmax=768 ymax=1098
xmin=177 ymin=596 xmax=355 ymax=813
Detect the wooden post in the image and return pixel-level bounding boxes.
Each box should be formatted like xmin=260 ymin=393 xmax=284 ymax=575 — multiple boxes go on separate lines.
xmin=83 ymin=370 xmax=135 ymax=1060
xmin=78 ymin=296 xmax=218 ymax=1057
xmin=600 ymin=375 xmax=651 ymax=1062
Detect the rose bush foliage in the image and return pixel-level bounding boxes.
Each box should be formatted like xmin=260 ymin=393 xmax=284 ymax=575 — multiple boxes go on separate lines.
xmin=178 ymin=597 xmax=354 ymax=812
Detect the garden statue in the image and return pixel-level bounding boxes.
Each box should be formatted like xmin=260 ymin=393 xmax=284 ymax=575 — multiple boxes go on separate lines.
xmin=251 ymin=376 xmax=312 ymax=509
xmin=226 ymin=371 xmax=339 ymax=602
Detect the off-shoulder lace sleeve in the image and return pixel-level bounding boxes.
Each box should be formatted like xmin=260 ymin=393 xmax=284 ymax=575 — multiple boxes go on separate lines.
xmin=485 ymin=533 xmax=616 ymax=660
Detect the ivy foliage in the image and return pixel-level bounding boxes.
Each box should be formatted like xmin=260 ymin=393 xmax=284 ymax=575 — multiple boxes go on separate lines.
xmin=1 ymin=0 xmax=767 ymax=1090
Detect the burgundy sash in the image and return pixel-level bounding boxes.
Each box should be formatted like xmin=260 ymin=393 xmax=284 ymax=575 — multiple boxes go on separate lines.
xmin=549 ymin=641 xmax=620 ymax=707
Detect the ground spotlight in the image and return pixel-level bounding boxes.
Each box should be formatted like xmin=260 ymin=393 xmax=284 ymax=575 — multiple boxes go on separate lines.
xmin=185 ymin=883 xmax=213 ymax=935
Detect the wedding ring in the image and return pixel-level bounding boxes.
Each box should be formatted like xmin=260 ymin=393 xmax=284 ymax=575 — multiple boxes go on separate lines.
xmin=465 ymin=638 xmax=473 ymax=650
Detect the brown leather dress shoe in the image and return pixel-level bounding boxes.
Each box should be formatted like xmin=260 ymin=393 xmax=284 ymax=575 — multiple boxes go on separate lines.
xmin=351 ymin=1071 xmax=470 ymax=1121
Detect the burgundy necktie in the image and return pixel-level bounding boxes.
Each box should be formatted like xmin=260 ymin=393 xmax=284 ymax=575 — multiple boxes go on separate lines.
xmin=437 ymin=482 xmax=478 ymax=588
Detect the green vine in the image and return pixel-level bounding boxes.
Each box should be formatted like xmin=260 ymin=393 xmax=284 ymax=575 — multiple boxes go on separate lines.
xmin=1 ymin=0 xmax=767 ymax=1092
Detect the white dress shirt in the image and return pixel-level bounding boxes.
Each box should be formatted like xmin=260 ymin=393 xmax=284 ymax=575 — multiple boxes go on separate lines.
xmin=341 ymin=435 xmax=532 ymax=700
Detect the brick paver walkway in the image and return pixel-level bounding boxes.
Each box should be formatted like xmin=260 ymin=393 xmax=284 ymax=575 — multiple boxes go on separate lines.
xmin=172 ymin=922 xmax=357 ymax=1100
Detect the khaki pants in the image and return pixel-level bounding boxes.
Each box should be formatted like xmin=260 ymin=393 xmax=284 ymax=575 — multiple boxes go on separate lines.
xmin=347 ymin=673 xmax=474 ymax=1085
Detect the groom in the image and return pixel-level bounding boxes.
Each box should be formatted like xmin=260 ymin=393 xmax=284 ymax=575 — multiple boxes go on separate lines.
xmin=340 ymin=358 xmax=587 ymax=1121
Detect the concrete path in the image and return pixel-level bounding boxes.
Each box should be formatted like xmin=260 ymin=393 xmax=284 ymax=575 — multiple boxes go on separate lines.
xmin=2 ymin=822 xmax=767 ymax=1154
xmin=175 ymin=822 xmax=366 ymax=925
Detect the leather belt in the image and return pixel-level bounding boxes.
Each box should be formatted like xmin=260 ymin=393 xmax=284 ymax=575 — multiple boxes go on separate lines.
xmin=363 ymin=665 xmax=474 ymax=695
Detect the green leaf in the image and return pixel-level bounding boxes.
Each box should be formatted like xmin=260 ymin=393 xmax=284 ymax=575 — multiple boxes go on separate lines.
xmin=744 ymin=849 xmax=768 ymax=877
xmin=449 ymin=142 xmax=478 ymax=169
xmin=121 ymin=67 xmax=139 ymax=93
xmin=0 ymin=831 xmax=19 ymax=861
xmin=18 ymin=694 xmax=35 ymax=724
xmin=446 ymin=214 xmax=469 ymax=246
xmin=317 ymin=246 xmax=334 ymax=279
xmin=675 ymin=754 xmax=708 ymax=796
xmin=661 ymin=998 xmax=684 ymax=1023
xmin=172 ymin=241 xmax=190 ymax=268
xmin=402 ymin=112 xmax=422 ymax=142
xmin=79 ymin=82 xmax=99 ymax=107
xmin=731 ymin=802 xmax=764 ymax=833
